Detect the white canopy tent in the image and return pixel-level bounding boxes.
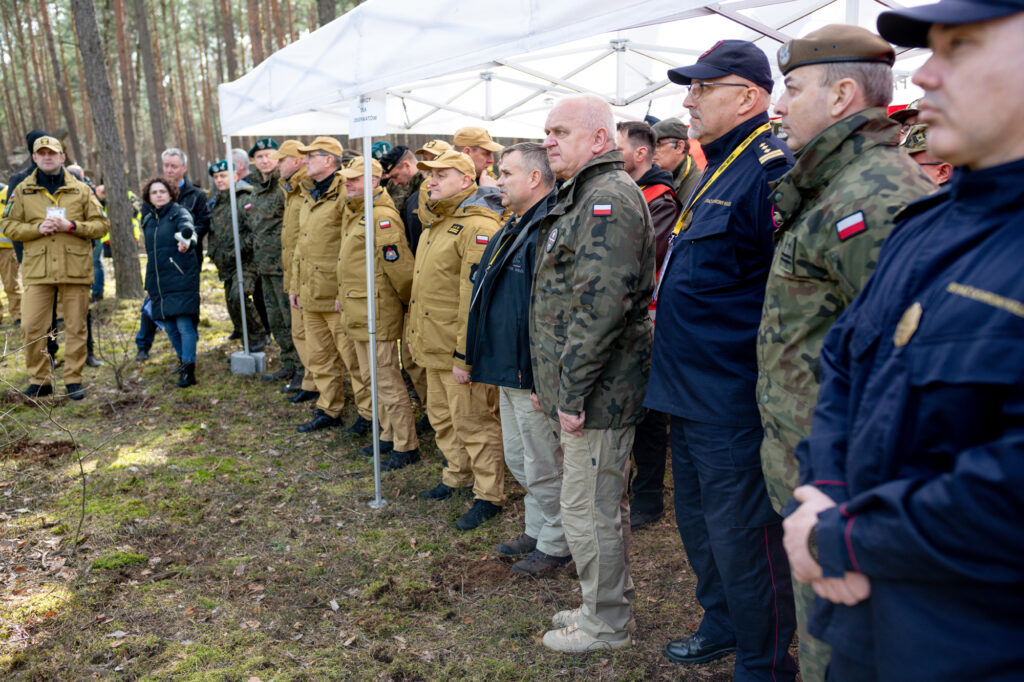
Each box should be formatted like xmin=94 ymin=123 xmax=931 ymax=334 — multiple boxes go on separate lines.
xmin=217 ymin=0 xmax=931 ymax=505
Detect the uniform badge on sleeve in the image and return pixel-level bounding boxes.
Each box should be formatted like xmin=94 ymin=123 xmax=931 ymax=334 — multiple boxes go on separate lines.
xmin=545 ymin=227 xmax=558 ymax=253
xmin=592 ymin=203 xmax=612 ymax=216
xmin=2 ymin=200 xmax=12 ymax=218
xmin=448 ymin=223 xmax=464 ymax=235
xmin=836 ymin=211 xmax=867 ymax=241
xmin=475 ymin=234 xmax=489 ymax=245
xmin=243 ymin=203 xmax=253 ymax=211
xmin=379 ymin=219 xmax=391 ymax=230
xmin=469 ymin=263 xmax=479 ymax=282
xmin=382 ymin=245 xmax=399 ymax=262
xmin=893 ymin=302 xmax=922 ymax=347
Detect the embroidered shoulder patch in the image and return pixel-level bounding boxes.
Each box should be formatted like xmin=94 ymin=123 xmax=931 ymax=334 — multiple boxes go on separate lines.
xmin=382 ymin=245 xmax=399 ymax=262
xmin=379 ymin=219 xmax=391 ymax=230
xmin=592 ymin=204 xmax=612 ymax=216
xmin=836 ymin=211 xmax=867 ymax=241
xmin=448 ymin=223 xmax=464 ymax=235
xmin=243 ymin=203 xmax=253 ymax=211
xmin=469 ymin=263 xmax=479 ymax=282
xmin=545 ymin=227 xmax=558 ymax=253
xmin=476 ymin=234 xmax=489 ymax=245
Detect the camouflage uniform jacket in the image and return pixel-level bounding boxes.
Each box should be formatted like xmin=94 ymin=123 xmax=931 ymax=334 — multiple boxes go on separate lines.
xmin=407 ymin=184 xmax=502 ymax=371
xmin=387 ymin=171 xmax=423 ymax=217
xmin=530 ymin=150 xmax=655 ymax=429
xmin=247 ymin=168 xmax=286 ymax=276
xmin=292 ymin=173 xmax=346 ymax=313
xmin=756 ymin=108 xmax=936 ymax=450
xmin=207 ymin=181 xmax=254 ymax=281
xmin=337 ymin=186 xmax=413 ymax=342
xmin=279 ymin=166 xmax=307 ymax=294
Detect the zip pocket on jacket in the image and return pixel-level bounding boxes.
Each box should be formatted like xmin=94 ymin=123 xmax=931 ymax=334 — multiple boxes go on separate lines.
xmin=169 ymin=257 xmax=185 ymax=275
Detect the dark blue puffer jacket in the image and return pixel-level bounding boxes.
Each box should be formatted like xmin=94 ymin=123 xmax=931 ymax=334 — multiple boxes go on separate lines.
xmin=142 ymin=202 xmax=200 ymax=320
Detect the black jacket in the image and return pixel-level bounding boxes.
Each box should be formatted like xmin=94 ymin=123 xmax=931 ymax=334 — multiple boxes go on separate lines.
xmin=142 ymin=202 xmax=200 ymax=320
xmin=465 ymin=190 xmax=556 ymax=389
xmin=176 ymin=178 xmax=211 ymax=264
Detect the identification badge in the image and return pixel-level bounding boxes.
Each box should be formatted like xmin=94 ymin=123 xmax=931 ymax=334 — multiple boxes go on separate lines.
xmin=47 ymin=207 xmax=66 ymax=220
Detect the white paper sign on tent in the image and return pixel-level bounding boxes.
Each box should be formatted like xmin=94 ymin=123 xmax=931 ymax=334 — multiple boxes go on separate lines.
xmin=349 ymin=92 xmax=388 ymax=138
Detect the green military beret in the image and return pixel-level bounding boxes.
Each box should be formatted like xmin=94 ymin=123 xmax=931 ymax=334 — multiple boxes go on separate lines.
xmin=651 ymin=117 xmax=689 ymax=141
xmin=901 ymin=124 xmax=929 ymax=154
xmin=371 ymin=141 xmax=392 ymax=160
xmin=248 ymin=137 xmax=279 ymax=156
xmin=778 ymin=24 xmax=895 ymax=75
xmin=208 ymin=159 xmax=229 ymax=176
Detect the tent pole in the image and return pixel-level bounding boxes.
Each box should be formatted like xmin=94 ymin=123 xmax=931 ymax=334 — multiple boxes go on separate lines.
xmin=226 ymin=136 xmax=250 ymax=356
xmin=363 ymin=133 xmax=386 ymax=509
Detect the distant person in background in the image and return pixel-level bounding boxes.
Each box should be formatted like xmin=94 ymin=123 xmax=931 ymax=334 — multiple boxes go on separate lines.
xmin=901 ymin=124 xmax=952 ymax=185
xmin=0 ymin=182 xmax=22 ymax=327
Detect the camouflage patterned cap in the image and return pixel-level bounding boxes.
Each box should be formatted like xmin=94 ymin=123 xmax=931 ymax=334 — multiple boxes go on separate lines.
xmin=651 ymin=117 xmax=688 ymax=141
xmin=778 ymin=24 xmax=895 ymax=75
xmin=901 ymin=124 xmax=929 ymax=153
xmin=416 ymin=150 xmax=475 ymax=177
xmin=338 ymin=156 xmax=383 ymax=179
xmin=890 ymin=98 xmax=922 ymax=124
xmin=248 ymin=137 xmax=279 ymax=157
xmin=208 ymin=159 xmax=229 ymax=176
xmin=271 ymin=139 xmax=303 ymax=159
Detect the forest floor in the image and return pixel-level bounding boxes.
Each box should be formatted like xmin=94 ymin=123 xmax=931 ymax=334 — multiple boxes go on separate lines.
xmin=0 ymin=259 xmax=775 ymax=680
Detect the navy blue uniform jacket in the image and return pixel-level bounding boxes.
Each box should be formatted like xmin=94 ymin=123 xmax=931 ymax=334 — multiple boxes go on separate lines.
xmin=645 ymin=113 xmax=792 ymax=425
xmin=796 ymin=159 xmax=1024 ymax=681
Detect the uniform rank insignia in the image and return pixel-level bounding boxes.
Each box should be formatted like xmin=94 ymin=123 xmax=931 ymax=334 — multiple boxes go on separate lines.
xmin=545 ymin=227 xmax=558 ymax=253
xmin=893 ymin=302 xmax=922 ymax=347
xmin=382 ymin=245 xmax=399 ymax=262
xmin=243 ymin=203 xmax=253 ymax=211
xmin=469 ymin=263 xmax=479 ymax=282
xmin=836 ymin=211 xmax=867 ymax=241
xmin=476 ymin=234 xmax=489 ymax=245
xmin=448 ymin=223 xmax=464 ymax=235
xmin=379 ymin=220 xmax=391 ymax=229
xmin=592 ymin=203 xmax=612 ymax=216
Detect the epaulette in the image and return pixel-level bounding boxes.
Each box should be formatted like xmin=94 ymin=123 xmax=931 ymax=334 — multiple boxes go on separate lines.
xmin=755 ymin=137 xmax=787 ymax=166
xmin=893 ymin=186 xmax=951 ymax=224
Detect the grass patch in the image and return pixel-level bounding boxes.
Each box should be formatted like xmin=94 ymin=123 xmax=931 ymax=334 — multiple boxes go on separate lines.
xmin=91 ymin=550 xmax=148 ymax=570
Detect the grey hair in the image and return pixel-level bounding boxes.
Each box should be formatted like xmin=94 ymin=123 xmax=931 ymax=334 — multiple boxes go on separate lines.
xmin=161 ymin=147 xmax=187 ymax=166
xmin=821 ymin=62 xmax=893 ymax=108
xmin=231 ymin=148 xmax=249 ymax=164
xmin=500 ymin=142 xmax=555 ymax=188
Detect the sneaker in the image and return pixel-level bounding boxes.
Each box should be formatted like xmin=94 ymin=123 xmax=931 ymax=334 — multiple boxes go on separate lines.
xmin=542 ymin=624 xmax=630 ymax=653
xmin=420 ymin=481 xmax=456 ymax=500
xmin=135 ymin=349 xmax=149 ymax=362
xmin=66 ymin=383 xmax=87 ymax=400
xmin=497 ymin=533 xmax=537 ymax=558
xmin=85 ymin=353 xmax=104 ymax=368
xmin=455 ymin=499 xmax=501 ymax=531
xmin=552 ymin=607 xmax=582 ymax=629
xmin=281 ymin=372 xmax=304 ymax=393
xmin=346 ymin=415 xmax=371 ymax=437
xmin=360 ymin=440 xmax=394 ymax=457
xmin=381 ymin=449 xmax=420 ymax=471
xmin=23 ymin=383 xmax=54 ymax=399
xmin=511 ymin=549 xmax=572 ymax=575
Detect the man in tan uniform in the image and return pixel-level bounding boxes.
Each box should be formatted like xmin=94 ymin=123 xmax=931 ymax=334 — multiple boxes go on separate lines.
xmin=453 ymin=127 xmax=503 ymax=185
xmin=407 ymin=150 xmax=505 ymax=531
xmin=336 ymin=157 xmax=419 ymax=470
xmin=1 ymin=136 xmax=109 ymax=400
xmin=0 ymin=184 xmax=22 ymax=327
xmin=289 ymin=137 xmax=369 ymax=433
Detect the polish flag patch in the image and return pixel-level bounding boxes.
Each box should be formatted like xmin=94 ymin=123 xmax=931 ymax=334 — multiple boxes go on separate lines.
xmin=243 ymin=203 xmax=253 ymax=211
xmin=476 ymin=234 xmax=489 ymax=245
xmin=836 ymin=211 xmax=867 ymax=241
xmin=593 ymin=203 xmax=612 ymax=216
xmin=379 ymin=219 xmax=391 ymax=229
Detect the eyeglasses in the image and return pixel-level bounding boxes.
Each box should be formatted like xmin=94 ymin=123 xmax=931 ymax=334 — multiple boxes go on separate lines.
xmin=655 ymin=139 xmax=680 ymax=149
xmin=684 ymin=81 xmax=750 ymax=99
xmin=917 ymin=162 xmax=944 ymax=166
xmin=307 ymin=151 xmax=331 ymax=159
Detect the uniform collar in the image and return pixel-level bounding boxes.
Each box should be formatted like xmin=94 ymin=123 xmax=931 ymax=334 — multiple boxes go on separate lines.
xmin=701 ymin=112 xmax=771 ymax=165
xmin=947 ymin=157 xmax=1024 ymax=210
xmin=557 ymin=150 xmax=625 ymax=205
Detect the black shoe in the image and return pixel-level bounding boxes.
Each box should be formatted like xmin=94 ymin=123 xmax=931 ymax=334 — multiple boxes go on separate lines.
xmin=420 ymin=481 xmax=456 ymax=500
xmin=66 ymin=383 xmax=87 ymax=400
xmin=85 ymin=353 xmax=104 ymax=368
xmin=13 ymin=319 xmax=20 ymax=328
xmin=663 ymin=634 xmax=737 ymax=665
xmin=23 ymin=383 xmax=54 ymax=399
xmin=297 ymin=409 xmax=341 ymax=433
xmin=497 ymin=533 xmax=537 ymax=558
xmin=346 ymin=415 xmax=371 ymax=437
xmin=511 ymin=549 xmax=572 ymax=575
xmin=287 ymin=389 xmax=319 ymax=404
xmin=360 ymin=440 xmax=394 ymax=457
xmin=630 ymin=507 xmax=665 ymax=531
xmin=135 ymin=349 xmax=149 ymax=362
xmin=176 ymin=362 xmax=197 ymax=388
xmin=381 ymin=449 xmax=420 ymax=471
xmin=416 ymin=415 xmax=433 ymax=436
xmin=249 ymin=337 xmax=266 ymax=353
xmin=281 ymin=372 xmax=304 ymax=393
xmin=455 ymin=499 xmax=501 ymax=531
xmin=227 ymin=330 xmax=242 ymax=341
xmin=262 ymin=366 xmax=293 ymax=382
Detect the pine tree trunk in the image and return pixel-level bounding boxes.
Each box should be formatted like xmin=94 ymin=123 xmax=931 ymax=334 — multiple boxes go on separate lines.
xmin=246 ymin=0 xmax=265 ymax=66
xmin=4 ymin=11 xmax=35 ymax=137
xmin=133 ymin=0 xmax=165 ymax=169
xmin=317 ymin=0 xmax=336 ymax=27
xmin=218 ymin=0 xmax=238 ymax=81
xmin=23 ymin=16 xmax=57 ymax=133
xmin=70 ymin=0 xmax=145 ymax=300
xmin=39 ymin=1 xmax=83 ymax=163
xmin=112 ymin=0 xmax=139 ymax=189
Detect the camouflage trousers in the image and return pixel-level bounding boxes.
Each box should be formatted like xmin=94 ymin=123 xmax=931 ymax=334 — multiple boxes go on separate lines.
xmin=759 ymin=412 xmax=831 ymax=682
xmin=259 ymin=274 xmax=298 ymax=371
xmin=220 ymin=269 xmax=264 ymax=339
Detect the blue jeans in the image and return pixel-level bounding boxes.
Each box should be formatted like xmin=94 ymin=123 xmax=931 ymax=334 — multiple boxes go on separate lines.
xmin=163 ymin=315 xmax=198 ymax=363
xmin=91 ymin=239 xmax=104 ymax=297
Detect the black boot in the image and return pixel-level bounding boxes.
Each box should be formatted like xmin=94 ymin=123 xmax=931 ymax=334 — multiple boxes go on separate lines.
xmin=176 ymin=362 xmax=197 ymax=388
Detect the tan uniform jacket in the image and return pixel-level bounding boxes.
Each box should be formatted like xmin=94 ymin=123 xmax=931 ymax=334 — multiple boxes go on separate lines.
xmin=292 ymin=173 xmax=346 ymax=313
xmin=280 ymin=166 xmax=307 ymax=294
xmin=337 ymin=186 xmax=413 ymax=342
xmin=407 ymin=184 xmax=502 ymax=371
xmin=1 ymin=169 xmax=109 ymax=286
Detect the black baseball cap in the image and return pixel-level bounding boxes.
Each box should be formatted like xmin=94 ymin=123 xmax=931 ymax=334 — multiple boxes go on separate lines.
xmin=668 ymin=40 xmax=775 ymax=94
xmin=878 ymin=0 xmax=1024 ymax=47
xmin=379 ymin=145 xmax=409 ymax=175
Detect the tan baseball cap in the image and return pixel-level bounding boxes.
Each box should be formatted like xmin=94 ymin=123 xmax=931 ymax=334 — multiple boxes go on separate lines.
xmin=297 ymin=136 xmax=344 ymax=157
xmin=416 ymin=150 xmax=476 ymax=177
xmin=453 ymin=126 xmax=503 ymax=152
xmin=415 ymin=139 xmax=453 ymax=158
xmin=33 ymin=136 xmax=63 ymax=154
xmin=272 ymin=139 xmax=304 ymax=159
xmin=338 ymin=156 xmax=383 ymax=179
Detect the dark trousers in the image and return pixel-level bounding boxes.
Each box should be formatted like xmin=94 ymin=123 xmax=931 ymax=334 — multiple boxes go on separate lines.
xmin=630 ymin=408 xmax=669 ymax=513
xmin=670 ymin=416 xmax=798 ymax=682
xmin=136 ymin=310 xmax=157 ymax=351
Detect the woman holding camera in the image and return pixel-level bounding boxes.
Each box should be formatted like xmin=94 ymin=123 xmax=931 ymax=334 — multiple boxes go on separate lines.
xmin=141 ymin=177 xmax=201 ymax=388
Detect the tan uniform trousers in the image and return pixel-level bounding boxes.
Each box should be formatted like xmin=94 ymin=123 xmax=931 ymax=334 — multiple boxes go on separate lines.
xmin=425 ymin=367 xmax=504 ymax=505
xmin=290 ymin=305 xmax=317 ymax=392
xmin=302 ymin=310 xmax=370 ymax=419
xmin=554 ymin=421 xmax=636 ymax=640
xmin=352 ymin=339 xmax=418 ymax=452
xmin=0 ymin=249 xmax=21 ymax=323
xmin=23 ymin=283 xmax=89 ymax=385
xmin=401 ymin=312 xmax=426 ymax=403
xmin=499 ymin=387 xmax=568 ymax=557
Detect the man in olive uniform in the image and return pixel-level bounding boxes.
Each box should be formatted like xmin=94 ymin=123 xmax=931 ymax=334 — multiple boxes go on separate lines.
xmin=247 ymin=137 xmax=299 ymax=383
xmin=1 ymin=136 xmax=109 ymax=399
xmin=901 ymin=123 xmax=952 ymax=185
xmin=652 ymin=118 xmax=701 ymax=203
xmin=275 ymin=140 xmax=317 ymax=398
xmin=207 ymin=160 xmax=265 ymax=350
xmin=336 ymin=157 xmax=419 ymax=471
xmin=530 ymin=95 xmax=655 ymax=653
xmin=759 ymin=26 xmax=937 ymax=681
xmin=407 ymin=150 xmax=505 ymax=531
